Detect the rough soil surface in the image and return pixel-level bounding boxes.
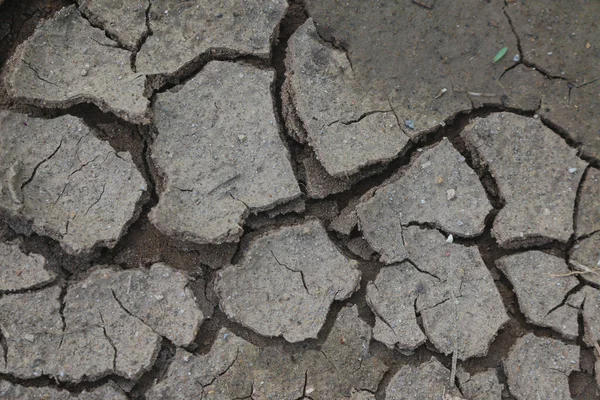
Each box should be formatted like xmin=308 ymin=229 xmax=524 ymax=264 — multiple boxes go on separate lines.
xmin=2 ymin=6 xmax=149 ymax=123
xmin=357 ymin=139 xmax=492 ymax=264
xmin=0 ymin=111 xmax=147 ymax=255
xmin=1 ymin=0 xmax=599 ymax=398
xmin=461 ymin=112 xmax=586 ymax=248
xmin=149 ymin=61 xmax=300 ymax=245
xmin=215 ymin=219 xmax=360 ymax=342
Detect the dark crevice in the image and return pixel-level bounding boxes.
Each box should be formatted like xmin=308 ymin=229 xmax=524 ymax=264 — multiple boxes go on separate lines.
xmin=326 ymin=109 xmax=392 ymax=127
xmin=129 ymin=339 xmax=176 ymax=399
xmin=269 ymin=249 xmax=311 ymax=295
xmin=539 ymin=117 xmax=600 ymax=167
xmin=573 ymin=165 xmax=592 ymax=240
xmin=130 ymin=1 xmax=153 ymax=72
xmin=20 ymin=138 xmax=64 ymax=190
xmin=544 ymin=283 xmax=585 ymax=318
xmin=98 ymin=311 xmax=118 ymax=371
xmin=405 ymin=258 xmax=442 ymax=282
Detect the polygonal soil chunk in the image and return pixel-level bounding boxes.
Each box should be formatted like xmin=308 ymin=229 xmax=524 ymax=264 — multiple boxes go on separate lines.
xmin=76 ymin=0 xmax=149 ymax=50
xmin=215 ymin=220 xmax=360 ymax=342
xmin=570 ymin=232 xmax=600 ymax=286
xmin=136 ymin=0 xmax=287 ymax=76
xmin=357 ymin=139 xmax=492 ymax=264
xmin=0 ymin=264 xmax=203 ymax=382
xmin=504 ymin=333 xmax=579 ymax=400
xmin=147 ymin=305 xmax=386 ymax=400
xmin=505 ymin=0 xmax=600 ymax=86
xmin=367 ymin=227 xmax=507 ymax=359
xmin=576 ymin=167 xmax=600 ymax=237
xmin=497 ymin=251 xmax=581 ymax=339
xmin=149 ymin=61 xmax=300 ymax=245
xmin=284 ymin=19 xmax=410 ymax=177
xmin=304 ymin=0 xmax=516 ymax=139
xmin=461 ymin=112 xmax=587 ymax=247
xmin=305 ymin=305 xmax=387 ymax=397
xmin=0 ymin=286 xmax=64 ymax=379
xmin=385 ymin=357 xmax=458 ymax=400
xmin=458 ymin=369 xmax=503 ymax=400
xmin=0 ymin=241 xmax=55 ymax=292
xmin=580 ymin=286 xmax=600 ymax=349
xmin=0 ymin=112 xmax=147 ymax=255
xmin=2 ymin=6 xmax=149 ymax=123
xmin=0 ymin=380 xmax=127 ymax=399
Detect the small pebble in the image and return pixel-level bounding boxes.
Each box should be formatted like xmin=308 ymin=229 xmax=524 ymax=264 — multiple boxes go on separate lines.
xmin=447 ymin=188 xmax=456 ymax=200
xmin=513 ymin=54 xmax=520 ymax=62
xmin=446 ymin=234 xmax=454 ymax=243
xmin=568 ymin=167 xmax=578 ymax=173
xmin=405 ymin=120 xmax=415 ymax=130
xmin=80 ymin=69 xmax=88 ymax=76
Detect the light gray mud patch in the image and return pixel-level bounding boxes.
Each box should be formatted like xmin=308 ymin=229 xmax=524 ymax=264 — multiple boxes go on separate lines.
xmin=0 ymin=380 xmax=127 ymax=399
xmin=0 ymin=111 xmax=147 ymax=255
xmin=76 ymin=0 xmax=149 ymax=51
xmin=0 ymin=264 xmax=204 ymax=382
xmin=385 ymin=357 xmax=459 ymax=400
xmin=284 ymin=19 xmax=410 ymax=177
xmin=504 ymin=333 xmax=580 ymax=400
xmin=304 ymin=0 xmax=516 ymax=138
xmin=0 ymin=241 xmax=55 ymax=292
xmin=458 ymin=369 xmax=503 ymax=400
xmin=357 ymin=139 xmax=492 ymax=264
xmin=147 ymin=305 xmax=386 ymax=399
xmin=136 ymin=0 xmax=287 ymax=77
xmin=367 ymin=227 xmax=507 ymax=359
xmin=2 ymin=6 xmax=149 ymax=123
xmin=149 ymin=61 xmax=300 ymax=245
xmin=570 ymin=232 xmax=600 ymax=286
xmin=497 ymin=251 xmax=581 ymax=339
xmin=461 ymin=112 xmax=587 ymax=248
xmin=215 ymin=219 xmax=360 ymax=342
xmin=575 ymin=167 xmax=600 ymax=237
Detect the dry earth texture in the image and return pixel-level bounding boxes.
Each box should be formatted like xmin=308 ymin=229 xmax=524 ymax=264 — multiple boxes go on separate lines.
xmin=0 ymin=0 xmax=599 ymax=399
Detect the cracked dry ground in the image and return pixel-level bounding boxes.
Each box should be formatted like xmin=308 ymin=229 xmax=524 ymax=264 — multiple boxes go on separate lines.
xmin=0 ymin=0 xmax=599 ymax=399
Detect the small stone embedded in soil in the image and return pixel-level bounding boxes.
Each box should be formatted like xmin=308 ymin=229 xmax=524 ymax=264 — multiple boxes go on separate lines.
xmin=385 ymin=357 xmax=458 ymax=400
xmin=0 ymin=111 xmax=147 ymax=255
xmin=497 ymin=251 xmax=581 ymax=339
xmin=504 ymin=333 xmax=580 ymax=400
xmin=0 ymin=264 xmax=203 ymax=382
xmin=570 ymin=232 xmax=600 ymax=286
xmin=357 ymin=139 xmax=492 ymax=264
xmin=0 ymin=241 xmax=55 ymax=292
xmin=2 ymin=6 xmax=149 ymax=123
xmin=367 ymin=227 xmax=507 ymax=359
xmin=575 ymin=167 xmax=600 ymax=237
xmin=76 ymin=0 xmax=149 ymax=50
xmin=461 ymin=112 xmax=587 ymax=247
xmin=458 ymin=369 xmax=503 ymax=400
xmin=149 ymin=61 xmax=300 ymax=245
xmin=284 ymin=19 xmax=411 ymax=177
xmin=147 ymin=305 xmax=386 ymax=399
xmin=215 ymin=220 xmax=360 ymax=342
xmin=0 ymin=380 xmax=127 ymax=399
xmin=136 ymin=0 xmax=287 ymax=76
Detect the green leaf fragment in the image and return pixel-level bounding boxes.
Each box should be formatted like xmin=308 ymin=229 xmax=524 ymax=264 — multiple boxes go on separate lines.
xmin=493 ymin=47 xmax=508 ymax=63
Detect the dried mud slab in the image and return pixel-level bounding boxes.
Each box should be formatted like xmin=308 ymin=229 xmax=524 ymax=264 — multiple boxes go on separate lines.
xmin=0 ymin=112 xmax=147 ymax=255
xmin=147 ymin=305 xmax=386 ymax=399
xmin=150 ymin=61 xmax=300 ymax=245
xmin=497 ymin=251 xmax=581 ymax=339
xmin=458 ymin=369 xmax=503 ymax=400
xmin=0 ymin=264 xmax=204 ymax=382
xmin=305 ymin=0 xmax=517 ymax=138
xmin=367 ymin=227 xmax=507 ymax=359
xmin=504 ymin=333 xmax=580 ymax=400
xmin=580 ymin=286 xmax=600 ymax=348
xmin=575 ymin=167 xmax=600 ymax=237
xmin=0 ymin=380 xmax=127 ymax=399
xmin=461 ymin=112 xmax=586 ymax=247
xmin=505 ymin=0 xmax=599 ymax=86
xmin=570 ymin=232 xmax=600 ymax=286
xmin=284 ymin=19 xmax=410 ymax=177
xmin=2 ymin=6 xmax=149 ymax=123
xmin=215 ymin=220 xmax=360 ymax=342
xmin=357 ymin=139 xmax=492 ymax=264
xmin=385 ymin=357 xmax=458 ymax=400
xmin=136 ymin=0 xmax=287 ymax=76
xmin=0 ymin=241 xmax=55 ymax=292
xmin=76 ymin=0 xmax=149 ymax=50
